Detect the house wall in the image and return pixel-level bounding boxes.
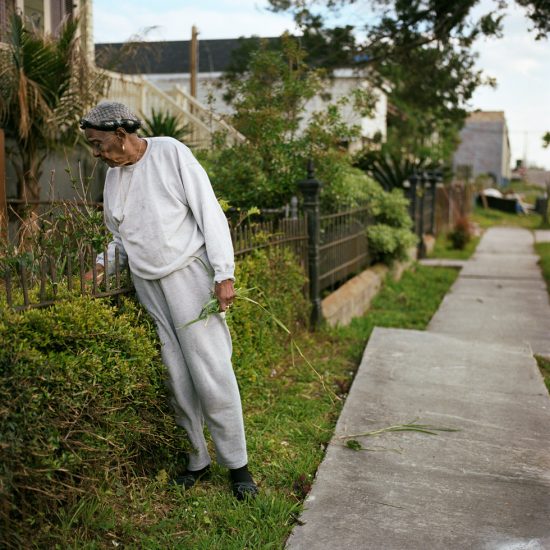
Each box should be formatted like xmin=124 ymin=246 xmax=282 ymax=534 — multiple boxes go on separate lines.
xmin=5 ymin=141 xmax=106 ymax=203
xmin=501 ymin=126 xmax=511 ymax=181
xmin=453 ymin=121 xmax=510 ymax=185
xmin=146 ymin=70 xmax=388 ymax=146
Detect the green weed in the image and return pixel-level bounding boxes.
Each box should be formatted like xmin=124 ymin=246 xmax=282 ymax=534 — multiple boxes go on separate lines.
xmin=534 ymin=242 xmax=550 ymax=392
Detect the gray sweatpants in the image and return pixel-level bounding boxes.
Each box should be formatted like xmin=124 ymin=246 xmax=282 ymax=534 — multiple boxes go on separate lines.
xmin=132 ymin=255 xmax=248 ymax=470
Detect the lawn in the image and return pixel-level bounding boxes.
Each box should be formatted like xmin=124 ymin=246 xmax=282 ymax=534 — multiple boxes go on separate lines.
xmin=51 ymin=265 xmax=458 ymax=549
xmin=429 ymin=231 xmax=480 ymax=260
xmin=505 ymin=180 xmax=547 ymax=206
xmin=535 ymin=242 xmax=550 ymax=393
xmin=472 ymin=205 xmax=548 ymax=230
xmin=429 ymin=205 xmax=549 ymax=262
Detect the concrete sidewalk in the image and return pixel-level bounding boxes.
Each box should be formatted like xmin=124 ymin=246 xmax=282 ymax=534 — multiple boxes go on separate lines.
xmin=286 ymin=227 xmax=550 ymax=550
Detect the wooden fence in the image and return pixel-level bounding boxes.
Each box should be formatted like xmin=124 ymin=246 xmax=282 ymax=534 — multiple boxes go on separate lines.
xmin=434 ymin=182 xmax=474 ymax=234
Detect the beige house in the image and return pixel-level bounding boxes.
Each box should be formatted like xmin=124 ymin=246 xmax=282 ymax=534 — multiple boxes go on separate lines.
xmin=0 ymin=0 xmax=93 ymax=55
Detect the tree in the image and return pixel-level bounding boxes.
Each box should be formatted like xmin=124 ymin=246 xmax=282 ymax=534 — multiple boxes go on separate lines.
xmin=200 ymin=35 xmax=371 ymax=209
xmin=0 ymin=14 xmax=105 ymax=209
xmin=267 ymin=1 xmax=549 ymax=167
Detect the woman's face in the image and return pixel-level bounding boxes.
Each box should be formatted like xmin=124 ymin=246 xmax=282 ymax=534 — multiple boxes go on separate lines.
xmin=84 ymin=128 xmax=126 ymax=167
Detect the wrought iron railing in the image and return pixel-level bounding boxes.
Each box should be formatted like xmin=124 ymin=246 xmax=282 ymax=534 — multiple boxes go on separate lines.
xmin=319 ymin=207 xmax=370 ymax=291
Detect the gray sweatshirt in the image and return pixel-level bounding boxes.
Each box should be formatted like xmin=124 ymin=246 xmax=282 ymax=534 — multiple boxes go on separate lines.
xmin=97 ymin=137 xmax=235 ymax=282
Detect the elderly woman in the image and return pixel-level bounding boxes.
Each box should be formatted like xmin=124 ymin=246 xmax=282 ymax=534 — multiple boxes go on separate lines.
xmin=80 ymin=101 xmax=257 ymax=500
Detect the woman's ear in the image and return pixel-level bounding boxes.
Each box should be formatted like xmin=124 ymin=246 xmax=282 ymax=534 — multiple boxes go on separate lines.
xmin=115 ymin=127 xmax=128 ymax=150
xmin=115 ymin=127 xmax=128 ymax=147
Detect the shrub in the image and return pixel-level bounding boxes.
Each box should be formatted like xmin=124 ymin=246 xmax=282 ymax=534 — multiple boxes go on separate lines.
xmin=320 ymin=165 xmax=380 ymax=211
xmin=141 ymin=108 xmax=191 ymax=143
xmin=357 ymin=178 xmax=417 ymax=265
xmin=0 ymin=296 xmax=185 ymax=547
xmin=367 ymin=224 xmax=417 ymax=264
xmin=448 ymin=215 xmax=472 ymax=250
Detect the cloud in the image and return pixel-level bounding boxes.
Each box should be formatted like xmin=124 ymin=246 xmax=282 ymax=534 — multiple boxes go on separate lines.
xmin=471 ymin=1 xmax=550 ymax=168
xmin=93 ymin=0 xmax=298 ymax=42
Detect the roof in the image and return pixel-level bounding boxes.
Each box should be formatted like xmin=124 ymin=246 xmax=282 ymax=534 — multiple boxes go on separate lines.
xmin=466 ymin=111 xmax=506 ymax=123
xmin=95 ymin=37 xmax=279 ymax=74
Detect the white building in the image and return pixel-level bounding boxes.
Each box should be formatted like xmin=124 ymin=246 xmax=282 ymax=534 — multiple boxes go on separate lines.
xmin=95 ymin=37 xmax=388 ymax=150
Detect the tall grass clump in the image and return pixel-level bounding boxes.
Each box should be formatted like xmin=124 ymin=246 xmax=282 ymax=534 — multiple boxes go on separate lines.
xmin=227 ymin=248 xmax=309 ymax=386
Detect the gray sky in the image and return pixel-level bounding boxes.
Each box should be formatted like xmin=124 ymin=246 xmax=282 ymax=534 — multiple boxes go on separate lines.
xmin=93 ymin=0 xmax=550 ymax=170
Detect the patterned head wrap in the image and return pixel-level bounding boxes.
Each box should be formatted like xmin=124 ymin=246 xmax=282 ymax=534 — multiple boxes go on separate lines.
xmin=80 ymin=101 xmax=142 ymax=132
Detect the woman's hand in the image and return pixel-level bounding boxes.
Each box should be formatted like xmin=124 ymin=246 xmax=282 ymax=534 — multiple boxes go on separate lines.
xmin=215 ymin=279 xmax=236 ymax=312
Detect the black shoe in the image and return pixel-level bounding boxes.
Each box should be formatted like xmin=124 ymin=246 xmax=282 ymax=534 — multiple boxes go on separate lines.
xmin=171 ymin=465 xmax=211 ymax=489
xmin=231 ymin=479 xmax=259 ymax=500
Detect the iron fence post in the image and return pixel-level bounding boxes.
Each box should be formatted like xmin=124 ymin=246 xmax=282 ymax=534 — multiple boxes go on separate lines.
xmin=428 ymin=171 xmax=439 ymax=235
xmin=0 ymin=129 xmax=7 ymax=240
xmin=299 ymin=161 xmax=323 ymax=329
xmin=408 ymin=171 xmax=419 ymax=242
xmin=417 ymin=172 xmax=427 ymax=259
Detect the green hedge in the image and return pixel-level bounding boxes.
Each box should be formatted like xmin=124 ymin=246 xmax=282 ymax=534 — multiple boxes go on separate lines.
xmin=0 ymin=247 xmax=308 ymax=547
xmin=0 ymin=296 xmax=185 ymax=547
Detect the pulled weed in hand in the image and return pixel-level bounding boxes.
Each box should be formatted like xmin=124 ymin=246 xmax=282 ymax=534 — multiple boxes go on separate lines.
xmin=183 ymin=257 xmax=340 ymax=403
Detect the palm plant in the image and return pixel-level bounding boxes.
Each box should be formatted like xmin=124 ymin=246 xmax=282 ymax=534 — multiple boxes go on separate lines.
xmin=141 ymin=108 xmax=192 ymax=143
xmin=0 ymin=14 xmax=106 ymax=209
xmin=354 ymin=144 xmax=432 ymax=192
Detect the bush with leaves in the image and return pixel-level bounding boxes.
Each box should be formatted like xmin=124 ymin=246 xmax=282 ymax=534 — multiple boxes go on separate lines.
xmin=448 ymin=215 xmax=472 ymax=250
xmin=0 ymin=296 xmax=187 ymax=547
xmin=226 ymin=247 xmax=309 ymax=384
xmin=357 ymin=178 xmax=417 ymax=264
xmin=199 ymin=34 xmax=373 ymax=210
xmin=141 ymin=108 xmax=191 ymax=143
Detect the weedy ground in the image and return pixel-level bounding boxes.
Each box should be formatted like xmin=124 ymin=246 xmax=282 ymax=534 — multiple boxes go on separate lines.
xmin=535 ymin=242 xmax=550 ymax=393
xmin=45 ymin=264 xmax=458 ymax=549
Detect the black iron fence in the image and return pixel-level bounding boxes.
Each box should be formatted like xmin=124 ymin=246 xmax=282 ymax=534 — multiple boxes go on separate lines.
xmin=404 ymin=172 xmax=440 ymax=258
xmin=319 ymin=207 xmax=370 ymax=292
xmin=1 ymin=167 xmax=469 ymax=324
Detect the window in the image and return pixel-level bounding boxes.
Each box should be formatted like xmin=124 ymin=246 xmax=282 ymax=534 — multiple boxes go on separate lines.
xmin=0 ymin=0 xmax=16 ymax=42
xmin=24 ymin=0 xmax=44 ymax=33
xmin=51 ymin=0 xmax=74 ymax=36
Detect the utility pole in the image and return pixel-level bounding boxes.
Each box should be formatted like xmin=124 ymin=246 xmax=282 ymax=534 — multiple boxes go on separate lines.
xmin=190 ymin=25 xmax=199 ymax=99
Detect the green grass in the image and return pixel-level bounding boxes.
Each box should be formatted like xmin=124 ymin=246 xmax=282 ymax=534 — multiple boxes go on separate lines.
xmin=535 ymin=355 xmax=550 ymax=393
xmin=505 ymin=180 xmax=546 ymax=205
xmin=535 ymin=242 xmax=550 ymax=285
xmin=472 ymin=205 xmax=549 ymax=230
xmin=49 ymin=264 xmax=458 ymax=549
xmin=429 ymin=231 xmax=480 ymax=260
xmin=535 ymin=242 xmax=550 ymax=393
